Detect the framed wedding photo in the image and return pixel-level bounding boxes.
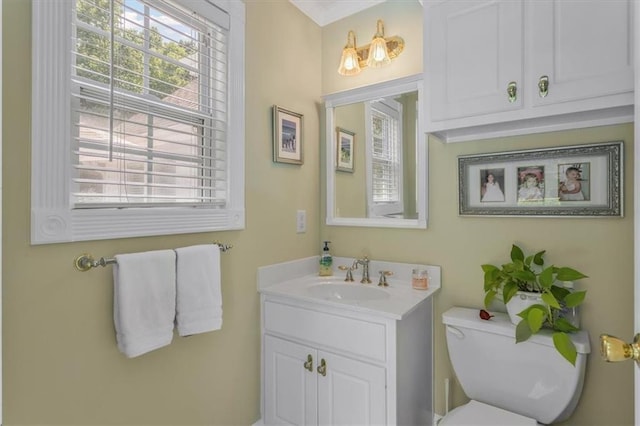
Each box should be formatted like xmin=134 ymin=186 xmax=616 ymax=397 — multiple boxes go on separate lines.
xmin=272 ymin=105 xmax=303 ymax=165
xmin=458 ymin=141 xmax=623 ymax=217
xmin=336 ymin=128 xmax=355 ymax=173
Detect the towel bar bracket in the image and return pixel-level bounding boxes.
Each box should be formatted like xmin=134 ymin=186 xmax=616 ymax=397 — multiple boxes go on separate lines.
xmin=216 ymin=243 xmax=233 ymax=252
xmin=74 ymin=254 xmax=117 ymax=272
xmin=74 ymin=242 xmax=233 ymax=272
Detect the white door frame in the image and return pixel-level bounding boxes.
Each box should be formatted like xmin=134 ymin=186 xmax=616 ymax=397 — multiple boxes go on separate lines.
xmin=634 ymin=0 xmax=639 ymax=422
xmin=1 ymin=0 xmax=4 ymax=421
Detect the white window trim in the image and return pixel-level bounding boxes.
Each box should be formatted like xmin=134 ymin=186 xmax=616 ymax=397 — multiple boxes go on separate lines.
xmin=31 ymin=0 xmax=245 ymax=244
xmin=365 ymin=99 xmax=404 ymax=218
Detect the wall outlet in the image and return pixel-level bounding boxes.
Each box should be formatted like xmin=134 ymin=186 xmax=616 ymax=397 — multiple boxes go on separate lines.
xmin=296 ymin=210 xmax=306 ymax=233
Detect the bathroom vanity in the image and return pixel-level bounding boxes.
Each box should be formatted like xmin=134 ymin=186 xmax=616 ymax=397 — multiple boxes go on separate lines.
xmin=258 ymin=257 xmax=441 ymax=425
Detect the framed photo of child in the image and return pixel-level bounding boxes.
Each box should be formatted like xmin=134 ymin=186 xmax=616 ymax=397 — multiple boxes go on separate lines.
xmin=558 ymin=163 xmax=591 ymax=201
xmin=457 ymin=141 xmax=622 ymax=217
xmin=479 ymin=168 xmax=505 ymax=202
xmin=517 ymin=166 xmax=545 ymax=202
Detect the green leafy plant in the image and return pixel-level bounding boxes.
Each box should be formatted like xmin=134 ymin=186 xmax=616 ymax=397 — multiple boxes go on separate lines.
xmin=482 ymin=244 xmax=588 ymax=365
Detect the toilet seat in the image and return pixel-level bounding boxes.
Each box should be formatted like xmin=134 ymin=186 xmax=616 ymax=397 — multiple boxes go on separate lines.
xmin=439 ymin=400 xmax=538 ymax=425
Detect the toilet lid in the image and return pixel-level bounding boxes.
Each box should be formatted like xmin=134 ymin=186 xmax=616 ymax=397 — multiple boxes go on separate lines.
xmin=440 ymin=400 xmax=538 ymax=426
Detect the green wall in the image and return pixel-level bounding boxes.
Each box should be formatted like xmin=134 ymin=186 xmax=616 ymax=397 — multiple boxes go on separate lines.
xmin=334 ymin=102 xmax=366 ymax=217
xmin=1 ymin=0 xmax=635 ymax=425
xmin=321 ymin=2 xmax=635 ymax=426
xmin=3 ymin=0 xmax=321 ymax=424
xmin=324 ymin=125 xmax=635 ymax=426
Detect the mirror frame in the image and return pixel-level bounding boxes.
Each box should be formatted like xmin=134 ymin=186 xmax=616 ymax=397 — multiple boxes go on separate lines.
xmin=324 ymin=74 xmax=427 ymax=228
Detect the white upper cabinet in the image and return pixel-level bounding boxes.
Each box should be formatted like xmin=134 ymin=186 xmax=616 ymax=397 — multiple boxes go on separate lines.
xmin=425 ymin=0 xmax=634 ymax=142
xmin=527 ymin=1 xmax=634 ymax=107
xmin=428 ymin=1 xmax=524 ymax=120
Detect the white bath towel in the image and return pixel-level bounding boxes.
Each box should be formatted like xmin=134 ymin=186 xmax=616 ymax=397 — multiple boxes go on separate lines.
xmin=175 ymin=244 xmax=223 ymax=336
xmin=113 ymin=250 xmax=176 ymax=358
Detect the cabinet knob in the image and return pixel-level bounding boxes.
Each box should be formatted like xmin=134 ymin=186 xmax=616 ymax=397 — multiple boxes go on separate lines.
xmin=317 ymin=358 xmax=327 ymax=376
xmin=538 ymin=75 xmax=549 ymax=98
xmin=304 ymin=354 xmax=313 ymax=372
xmin=507 ymin=81 xmax=518 ymax=103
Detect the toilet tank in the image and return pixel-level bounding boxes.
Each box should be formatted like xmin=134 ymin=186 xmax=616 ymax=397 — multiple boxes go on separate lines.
xmin=443 ymin=307 xmax=590 ymax=424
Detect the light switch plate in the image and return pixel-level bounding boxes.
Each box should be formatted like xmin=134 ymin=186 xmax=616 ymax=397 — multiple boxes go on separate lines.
xmin=296 ymin=210 xmax=306 ymax=233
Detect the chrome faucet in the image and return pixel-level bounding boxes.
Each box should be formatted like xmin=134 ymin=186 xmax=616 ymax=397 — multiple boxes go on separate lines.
xmin=355 ymin=256 xmax=371 ymax=283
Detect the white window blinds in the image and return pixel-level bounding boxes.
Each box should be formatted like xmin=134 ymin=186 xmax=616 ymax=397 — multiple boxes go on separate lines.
xmin=31 ymin=0 xmax=245 ymax=244
xmin=370 ymin=103 xmax=401 ymax=204
xmin=71 ymin=0 xmax=228 ymax=207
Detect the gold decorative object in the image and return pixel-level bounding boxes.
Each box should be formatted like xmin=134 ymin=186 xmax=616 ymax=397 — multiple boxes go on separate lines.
xmin=304 ymin=354 xmax=313 ymax=372
xmin=337 ymin=19 xmax=404 ymax=76
xmin=600 ymin=334 xmax=640 ymax=363
xmin=538 ymin=75 xmax=549 ymax=97
xmin=317 ymin=358 xmax=327 ymax=376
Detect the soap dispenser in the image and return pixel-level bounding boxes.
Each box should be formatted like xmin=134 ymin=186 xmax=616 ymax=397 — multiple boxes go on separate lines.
xmin=319 ymin=241 xmax=333 ymax=276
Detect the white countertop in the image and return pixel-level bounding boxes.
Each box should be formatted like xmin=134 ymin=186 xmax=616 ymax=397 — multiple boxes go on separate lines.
xmin=257 ymin=256 xmax=441 ymax=320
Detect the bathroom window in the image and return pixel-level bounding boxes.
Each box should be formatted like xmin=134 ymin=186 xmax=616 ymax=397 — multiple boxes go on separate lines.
xmin=31 ymin=0 xmax=245 ymax=244
xmin=365 ymin=99 xmax=403 ymax=217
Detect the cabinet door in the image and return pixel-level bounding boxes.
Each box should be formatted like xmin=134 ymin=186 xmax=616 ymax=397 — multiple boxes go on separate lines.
xmin=427 ymin=0 xmax=524 ymax=121
xmin=317 ymin=351 xmax=386 ymax=425
xmin=264 ymin=336 xmax=318 ymax=426
xmin=528 ymin=0 xmax=633 ymax=107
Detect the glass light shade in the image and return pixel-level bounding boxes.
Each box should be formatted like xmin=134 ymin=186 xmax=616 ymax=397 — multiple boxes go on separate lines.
xmin=338 ymin=47 xmax=361 ymax=75
xmin=338 ymin=31 xmax=361 ymax=76
xmin=366 ymin=37 xmax=391 ymax=67
xmin=367 ymin=20 xmax=391 ymax=68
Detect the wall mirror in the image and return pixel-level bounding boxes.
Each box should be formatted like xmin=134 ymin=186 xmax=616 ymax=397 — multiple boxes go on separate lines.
xmin=324 ymin=74 xmax=427 ymax=228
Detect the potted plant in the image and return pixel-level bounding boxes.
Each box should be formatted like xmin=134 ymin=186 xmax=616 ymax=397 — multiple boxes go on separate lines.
xmin=482 ymin=244 xmax=588 ymax=365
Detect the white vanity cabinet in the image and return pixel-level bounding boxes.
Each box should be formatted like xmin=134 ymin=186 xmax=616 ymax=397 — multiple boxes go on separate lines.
xmin=425 ymin=0 xmax=634 ymax=142
xmin=264 ymin=335 xmax=386 ymax=425
xmin=261 ymin=296 xmax=433 ymax=426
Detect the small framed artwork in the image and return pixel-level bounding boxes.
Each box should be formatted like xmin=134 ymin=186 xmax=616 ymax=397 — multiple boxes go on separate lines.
xmin=336 ymin=128 xmax=355 ymax=172
xmin=272 ymin=105 xmax=303 ymax=165
xmin=458 ymin=141 xmax=623 ymax=217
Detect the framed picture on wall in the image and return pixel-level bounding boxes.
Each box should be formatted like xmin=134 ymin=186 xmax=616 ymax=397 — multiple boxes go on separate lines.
xmin=336 ymin=128 xmax=355 ymax=172
xmin=458 ymin=141 xmax=623 ymax=217
xmin=272 ymin=105 xmax=303 ymax=165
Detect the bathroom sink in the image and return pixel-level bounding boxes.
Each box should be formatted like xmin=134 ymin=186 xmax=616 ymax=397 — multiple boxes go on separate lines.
xmin=306 ymin=283 xmax=390 ymax=301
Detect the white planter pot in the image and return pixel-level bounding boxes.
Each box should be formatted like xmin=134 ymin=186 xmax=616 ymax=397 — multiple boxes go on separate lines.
xmin=505 ymin=291 xmax=545 ymax=325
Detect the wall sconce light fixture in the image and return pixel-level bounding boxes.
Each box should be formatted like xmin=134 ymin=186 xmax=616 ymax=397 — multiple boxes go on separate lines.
xmin=337 ymin=19 xmax=404 ymax=76
xmin=337 ymin=30 xmax=361 ymax=76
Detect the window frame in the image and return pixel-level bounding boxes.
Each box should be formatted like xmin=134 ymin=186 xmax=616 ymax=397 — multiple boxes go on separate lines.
xmin=364 ymin=98 xmax=404 ymax=218
xmin=31 ymin=0 xmax=245 ymax=244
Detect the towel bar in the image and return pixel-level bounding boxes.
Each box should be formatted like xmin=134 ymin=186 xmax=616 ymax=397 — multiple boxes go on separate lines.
xmin=74 ymin=243 xmax=233 ymax=272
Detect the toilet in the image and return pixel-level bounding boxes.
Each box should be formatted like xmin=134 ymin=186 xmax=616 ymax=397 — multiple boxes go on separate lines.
xmin=441 ymin=307 xmax=590 ymax=425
